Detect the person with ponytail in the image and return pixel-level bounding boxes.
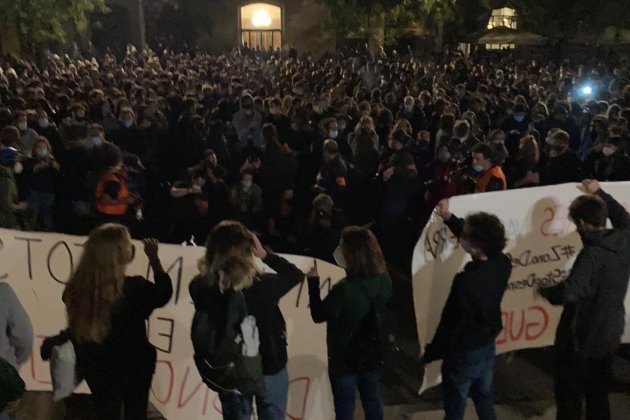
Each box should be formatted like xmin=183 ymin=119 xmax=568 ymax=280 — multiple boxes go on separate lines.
xmin=190 ymin=220 xmax=304 ymax=420
xmin=63 ymin=224 xmax=172 ymax=420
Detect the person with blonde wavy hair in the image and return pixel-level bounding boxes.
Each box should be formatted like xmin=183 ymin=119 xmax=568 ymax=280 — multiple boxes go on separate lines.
xmin=63 ymin=224 xmax=172 ymax=420
xmin=190 ymin=220 xmax=305 ymax=420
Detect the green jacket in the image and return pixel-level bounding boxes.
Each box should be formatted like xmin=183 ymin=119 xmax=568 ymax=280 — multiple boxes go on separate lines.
xmin=308 ymin=273 xmax=392 ymax=376
xmin=0 ymin=166 xmax=19 ymax=229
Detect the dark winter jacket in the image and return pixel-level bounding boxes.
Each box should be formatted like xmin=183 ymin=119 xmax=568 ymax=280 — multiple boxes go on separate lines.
xmin=424 ymin=215 xmax=512 ymax=362
xmin=542 ymin=189 xmax=630 ymax=358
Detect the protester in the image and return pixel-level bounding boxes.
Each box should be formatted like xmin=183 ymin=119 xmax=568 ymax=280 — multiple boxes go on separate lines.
xmin=63 ymin=226 xmax=172 ymax=419
xmin=316 ymin=139 xmax=349 ymax=208
xmin=94 ymin=145 xmax=138 ymax=226
xmin=307 ymin=226 xmax=392 ymax=420
xmin=230 ymin=168 xmax=264 ymax=230
xmin=471 ymin=143 xmax=507 ymax=193
xmin=539 ymin=180 xmax=630 ymax=420
xmin=0 ymin=282 xmax=33 ymax=420
xmin=168 ymin=166 xmax=209 ymax=244
xmin=189 ymin=221 xmax=305 ymax=420
xmin=0 ymin=148 xmax=27 ymax=229
xmin=540 ymin=129 xmax=582 ymax=185
xmin=424 ymin=199 xmax=511 ymax=420
xmin=23 ymin=137 xmax=60 ymax=231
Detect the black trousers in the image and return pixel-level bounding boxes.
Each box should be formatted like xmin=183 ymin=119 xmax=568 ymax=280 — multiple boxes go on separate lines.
xmin=79 ymin=345 xmax=156 ymax=420
xmin=555 ymin=348 xmax=613 ymax=420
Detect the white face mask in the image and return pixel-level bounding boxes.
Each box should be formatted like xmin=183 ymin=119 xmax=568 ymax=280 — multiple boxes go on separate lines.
xmin=333 ymin=245 xmax=346 ymax=268
xmin=459 ymin=239 xmax=474 ymax=254
xmin=329 ymin=130 xmax=338 ymax=139
xmin=13 ymin=161 xmax=23 ymax=174
xmin=121 ymin=120 xmax=133 ymax=128
xmin=241 ymin=180 xmax=252 ymax=190
xmin=602 ymin=146 xmax=617 ymax=157
xmin=17 ymin=122 xmax=27 ymax=131
xmin=92 ymin=136 xmax=103 ymax=146
xmin=38 ymin=118 xmax=50 ymax=129
xmin=405 ymin=104 xmax=414 ymax=111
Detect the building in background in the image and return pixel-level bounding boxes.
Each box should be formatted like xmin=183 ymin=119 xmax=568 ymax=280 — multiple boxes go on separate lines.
xmin=486 ymin=7 xmax=518 ymax=49
xmin=93 ymin=0 xmax=333 ymax=55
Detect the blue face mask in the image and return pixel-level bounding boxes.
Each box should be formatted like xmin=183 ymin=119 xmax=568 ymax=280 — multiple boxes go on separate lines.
xmin=36 ymin=148 xmax=48 ymax=159
xmin=514 ymin=115 xmax=525 ymax=123
xmin=472 ymin=163 xmax=484 ymax=173
xmin=92 ymin=136 xmax=102 ymax=146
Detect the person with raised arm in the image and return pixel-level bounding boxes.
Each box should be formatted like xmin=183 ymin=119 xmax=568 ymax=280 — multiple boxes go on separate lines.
xmin=539 ymin=180 xmax=630 ymax=420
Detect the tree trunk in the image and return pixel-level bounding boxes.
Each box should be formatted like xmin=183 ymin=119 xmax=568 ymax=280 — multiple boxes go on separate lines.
xmin=436 ymin=20 xmax=445 ymax=52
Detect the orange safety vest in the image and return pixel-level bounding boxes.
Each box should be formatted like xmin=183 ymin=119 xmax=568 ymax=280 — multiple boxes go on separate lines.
xmin=475 ymin=166 xmax=507 ymax=193
xmin=95 ymin=171 xmax=129 ymax=215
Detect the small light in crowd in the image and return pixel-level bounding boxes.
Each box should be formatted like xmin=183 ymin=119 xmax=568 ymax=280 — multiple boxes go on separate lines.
xmin=252 ymin=9 xmax=272 ymax=28
xmin=581 ymin=85 xmax=593 ymax=96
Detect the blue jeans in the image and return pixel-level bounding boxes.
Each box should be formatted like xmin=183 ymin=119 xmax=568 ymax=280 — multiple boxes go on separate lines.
xmin=442 ymin=342 xmax=496 ymax=420
xmin=219 ymin=367 xmax=289 ymax=420
xmin=329 ymin=371 xmax=383 ymax=420
xmin=27 ymin=190 xmax=55 ymax=231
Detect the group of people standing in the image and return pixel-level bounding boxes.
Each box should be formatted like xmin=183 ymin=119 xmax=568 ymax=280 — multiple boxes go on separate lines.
xmin=1 ymin=220 xmax=391 ymax=420
xmin=424 ymin=179 xmax=630 ymax=420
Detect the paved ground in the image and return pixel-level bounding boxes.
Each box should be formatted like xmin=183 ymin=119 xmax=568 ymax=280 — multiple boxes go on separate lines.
xmin=16 ymin=267 xmax=630 ymax=419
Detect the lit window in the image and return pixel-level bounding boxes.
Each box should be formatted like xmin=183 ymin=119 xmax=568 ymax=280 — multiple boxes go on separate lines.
xmin=487 ymin=8 xmax=518 ymax=30
xmin=241 ymin=3 xmax=282 ymax=31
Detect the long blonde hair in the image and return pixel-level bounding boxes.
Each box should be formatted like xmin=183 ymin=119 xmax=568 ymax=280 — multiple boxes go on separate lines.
xmin=200 ymin=221 xmax=258 ymax=292
xmin=64 ymin=224 xmax=134 ymax=343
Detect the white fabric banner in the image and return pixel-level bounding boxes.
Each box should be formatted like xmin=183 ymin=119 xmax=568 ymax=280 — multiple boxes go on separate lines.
xmin=412 ymin=182 xmax=630 ymax=394
xmin=0 ymin=228 xmax=344 ymax=419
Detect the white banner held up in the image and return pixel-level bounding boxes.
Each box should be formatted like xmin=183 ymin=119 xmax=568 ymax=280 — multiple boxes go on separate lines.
xmin=0 ymin=228 xmax=344 ymax=419
xmin=412 ymin=182 xmax=630 ymax=394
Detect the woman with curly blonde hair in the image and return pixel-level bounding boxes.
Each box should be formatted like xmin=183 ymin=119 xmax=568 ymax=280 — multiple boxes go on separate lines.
xmin=63 ymin=224 xmax=172 ymax=420
xmin=190 ymin=220 xmax=305 ymax=420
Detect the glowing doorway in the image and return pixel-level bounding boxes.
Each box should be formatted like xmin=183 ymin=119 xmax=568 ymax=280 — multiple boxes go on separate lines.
xmin=239 ymin=3 xmax=283 ymax=51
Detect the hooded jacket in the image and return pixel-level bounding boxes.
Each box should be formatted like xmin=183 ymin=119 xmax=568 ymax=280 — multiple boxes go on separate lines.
xmin=542 ymin=189 xmax=630 ymax=358
xmin=189 ymin=253 xmax=304 ymax=375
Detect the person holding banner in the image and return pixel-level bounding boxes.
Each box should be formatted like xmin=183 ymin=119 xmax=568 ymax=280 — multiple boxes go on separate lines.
xmin=63 ymin=225 xmax=172 ymax=420
xmin=307 ymin=226 xmax=392 ymax=420
xmin=422 ymin=199 xmax=511 ymax=420
xmin=539 ymin=179 xmax=630 ymax=420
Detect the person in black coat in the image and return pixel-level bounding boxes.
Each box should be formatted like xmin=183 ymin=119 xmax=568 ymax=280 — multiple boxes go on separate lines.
xmin=540 ymin=129 xmax=582 ymax=186
xmin=63 ymin=226 xmax=172 ymax=420
xmin=423 ymin=200 xmax=512 ymax=420
xmin=539 ymin=180 xmax=630 ymax=420
xmin=189 ymin=221 xmax=305 ymax=420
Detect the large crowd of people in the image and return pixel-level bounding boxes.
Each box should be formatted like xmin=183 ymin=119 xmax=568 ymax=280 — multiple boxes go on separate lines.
xmin=2 ymin=45 xmax=630 ymax=420
xmin=0 ymin=46 xmax=629 ymax=266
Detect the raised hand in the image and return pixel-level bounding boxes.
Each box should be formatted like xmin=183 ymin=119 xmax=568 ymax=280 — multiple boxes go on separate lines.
xmin=435 ymin=199 xmax=451 ymax=220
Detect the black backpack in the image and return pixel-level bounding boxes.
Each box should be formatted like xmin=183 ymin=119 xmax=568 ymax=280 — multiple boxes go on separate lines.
xmin=0 ymin=357 xmax=25 ymax=412
xmin=345 ymin=281 xmax=394 ymax=373
xmin=191 ymin=290 xmax=262 ymax=394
